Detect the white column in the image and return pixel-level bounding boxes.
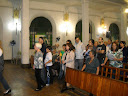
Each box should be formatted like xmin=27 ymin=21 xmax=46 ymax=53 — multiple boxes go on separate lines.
xmin=21 ymin=0 xmax=29 ymax=65
xmin=82 ymin=0 xmax=89 ymax=46
xmin=121 ymin=8 xmax=128 ymax=43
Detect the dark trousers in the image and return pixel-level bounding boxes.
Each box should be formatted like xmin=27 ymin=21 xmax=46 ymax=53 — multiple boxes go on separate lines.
xmin=75 ymin=59 xmax=83 ymax=70
xmin=46 ymin=66 xmax=53 ymax=84
xmin=0 ymin=72 xmax=10 ymax=90
xmin=41 ymin=67 xmax=46 ymax=83
xmin=35 ymin=69 xmax=45 ymax=89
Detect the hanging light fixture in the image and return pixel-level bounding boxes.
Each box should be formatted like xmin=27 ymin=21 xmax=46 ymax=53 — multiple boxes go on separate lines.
xmin=8 ymin=0 xmax=21 ymax=34
xmin=125 ymin=8 xmax=128 ymax=13
xmin=59 ymin=12 xmax=73 ymax=36
xmin=98 ymin=18 xmax=107 ymax=34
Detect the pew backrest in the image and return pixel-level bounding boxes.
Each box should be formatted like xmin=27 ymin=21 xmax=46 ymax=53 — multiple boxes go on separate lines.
xmin=65 ymin=67 xmax=128 ymax=96
xmin=101 ymin=65 xmax=128 ymax=81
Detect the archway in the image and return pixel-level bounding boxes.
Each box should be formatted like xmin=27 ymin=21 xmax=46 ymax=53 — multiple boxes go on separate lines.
xmin=75 ymin=20 xmax=93 ymax=41
xmin=29 ymin=17 xmax=52 ymax=49
xmin=109 ymin=23 xmax=120 ymax=41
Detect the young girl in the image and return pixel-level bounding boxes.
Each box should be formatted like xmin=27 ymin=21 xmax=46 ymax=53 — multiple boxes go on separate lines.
xmin=44 ymin=46 xmax=53 ymax=86
xmin=33 ymin=43 xmax=45 ymax=91
xmin=0 ymin=48 xmax=11 ymax=95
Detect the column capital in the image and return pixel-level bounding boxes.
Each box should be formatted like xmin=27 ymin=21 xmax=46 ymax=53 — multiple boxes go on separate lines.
xmin=81 ymin=0 xmax=89 ymax=3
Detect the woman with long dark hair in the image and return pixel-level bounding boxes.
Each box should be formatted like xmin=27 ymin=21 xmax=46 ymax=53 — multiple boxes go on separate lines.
xmin=101 ymin=42 xmax=123 ymax=68
xmin=61 ymin=43 xmax=75 ymax=92
xmin=120 ymin=41 xmax=127 ymax=63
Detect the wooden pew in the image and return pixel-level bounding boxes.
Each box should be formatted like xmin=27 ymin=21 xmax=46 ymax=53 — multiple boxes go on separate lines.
xmin=30 ymin=55 xmax=34 ymax=67
xmin=123 ymin=63 xmax=128 ymax=69
xmin=65 ymin=67 xmax=128 ymax=96
xmin=101 ymin=65 xmax=128 ymax=81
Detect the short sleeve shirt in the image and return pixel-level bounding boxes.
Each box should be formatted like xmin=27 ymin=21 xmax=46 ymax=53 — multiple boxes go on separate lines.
xmin=97 ymin=44 xmax=106 ymax=60
xmin=34 ymin=51 xmax=43 ymax=69
xmin=84 ymin=57 xmax=100 ymax=74
xmin=44 ymin=52 xmax=53 ymax=66
xmin=59 ymin=50 xmax=65 ymax=59
xmin=107 ymin=49 xmax=123 ymax=68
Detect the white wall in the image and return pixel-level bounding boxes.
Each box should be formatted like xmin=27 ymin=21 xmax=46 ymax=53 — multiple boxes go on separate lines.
xmin=0 ymin=17 xmax=3 ymax=42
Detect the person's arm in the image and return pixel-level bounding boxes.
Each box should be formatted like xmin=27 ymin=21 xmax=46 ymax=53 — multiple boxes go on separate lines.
xmin=96 ymin=50 xmax=105 ymax=54
xmin=42 ymin=44 xmax=46 ymax=54
xmin=96 ymin=45 xmax=106 ymax=54
xmin=64 ymin=51 xmax=75 ymax=64
xmin=113 ymin=50 xmax=123 ymax=61
xmin=45 ymin=53 xmax=52 ymax=67
xmin=81 ymin=64 xmax=86 ymax=71
xmin=101 ymin=57 xmax=108 ymax=66
xmin=113 ymin=57 xmax=123 ymax=61
xmin=96 ymin=66 xmax=99 ymax=75
xmin=45 ymin=60 xmax=52 ymax=67
xmin=62 ymin=53 xmax=65 ymax=64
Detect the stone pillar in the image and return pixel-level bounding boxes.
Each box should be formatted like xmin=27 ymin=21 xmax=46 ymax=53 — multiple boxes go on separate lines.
xmin=121 ymin=7 xmax=128 ymax=44
xmin=82 ymin=0 xmax=89 ymax=46
xmin=21 ymin=0 xmax=29 ymax=67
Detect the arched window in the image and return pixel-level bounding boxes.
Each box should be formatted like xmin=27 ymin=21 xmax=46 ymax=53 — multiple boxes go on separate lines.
xmin=30 ymin=17 xmax=52 ymax=49
xmin=75 ymin=20 xmax=92 ymax=41
xmin=75 ymin=20 xmax=82 ymax=41
xmin=109 ymin=23 xmax=120 ymax=41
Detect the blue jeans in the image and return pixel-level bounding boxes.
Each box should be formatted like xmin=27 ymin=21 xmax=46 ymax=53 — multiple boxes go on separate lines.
xmin=46 ymin=66 xmax=53 ymax=84
xmin=0 ymin=72 xmax=10 ymax=90
xmin=58 ymin=64 xmax=63 ymax=79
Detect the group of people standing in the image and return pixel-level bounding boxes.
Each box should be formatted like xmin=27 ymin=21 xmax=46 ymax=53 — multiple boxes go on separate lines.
xmin=59 ymin=37 xmax=128 ymax=79
xmin=33 ymin=37 xmax=53 ymax=91
xmin=0 ymin=36 xmax=128 ymax=94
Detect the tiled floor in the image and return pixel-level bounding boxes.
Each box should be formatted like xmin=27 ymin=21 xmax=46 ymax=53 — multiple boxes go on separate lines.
xmin=0 ymin=62 xmax=87 ymax=96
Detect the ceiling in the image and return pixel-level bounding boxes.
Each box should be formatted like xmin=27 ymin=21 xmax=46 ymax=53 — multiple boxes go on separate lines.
xmin=30 ymin=0 xmax=127 ymax=5
xmin=30 ymin=0 xmax=127 ymax=12
xmin=0 ymin=0 xmax=127 ymax=12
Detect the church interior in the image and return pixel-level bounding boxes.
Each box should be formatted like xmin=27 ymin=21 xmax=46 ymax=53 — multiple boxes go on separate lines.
xmin=0 ymin=0 xmax=128 ymax=96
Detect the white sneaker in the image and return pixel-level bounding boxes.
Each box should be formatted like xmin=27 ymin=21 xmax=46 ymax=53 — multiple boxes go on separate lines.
xmin=46 ymin=84 xmax=50 ymax=86
xmin=3 ymin=89 xmax=11 ymax=95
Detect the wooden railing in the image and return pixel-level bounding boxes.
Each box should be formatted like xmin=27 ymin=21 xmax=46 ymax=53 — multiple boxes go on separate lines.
xmin=65 ymin=67 xmax=128 ymax=96
xmin=123 ymin=63 xmax=128 ymax=69
xmin=101 ymin=62 xmax=128 ymax=81
xmin=101 ymin=65 xmax=128 ymax=81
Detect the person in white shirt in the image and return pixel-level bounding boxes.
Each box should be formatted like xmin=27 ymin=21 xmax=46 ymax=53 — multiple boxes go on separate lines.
xmin=44 ymin=46 xmax=53 ymax=86
xmin=74 ymin=37 xmax=85 ymax=70
xmin=106 ymin=39 xmax=112 ymax=53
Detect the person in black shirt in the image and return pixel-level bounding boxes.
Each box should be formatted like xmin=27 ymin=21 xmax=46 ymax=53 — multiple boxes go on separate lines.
xmin=39 ymin=37 xmax=46 ymax=61
xmin=96 ymin=37 xmax=106 ymax=65
xmin=39 ymin=37 xmax=46 ymax=84
xmin=120 ymin=41 xmax=127 ymax=63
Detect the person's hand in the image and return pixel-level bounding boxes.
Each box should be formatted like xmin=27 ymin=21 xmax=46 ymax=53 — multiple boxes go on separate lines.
xmin=96 ymin=73 xmax=99 ymax=75
xmin=33 ymin=66 xmax=35 ymax=70
xmin=113 ymin=58 xmax=117 ymax=61
xmin=101 ymin=63 xmax=105 ymax=66
xmin=62 ymin=61 xmax=65 ymax=64
xmin=45 ymin=64 xmax=47 ymax=67
xmin=96 ymin=49 xmax=99 ymax=53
